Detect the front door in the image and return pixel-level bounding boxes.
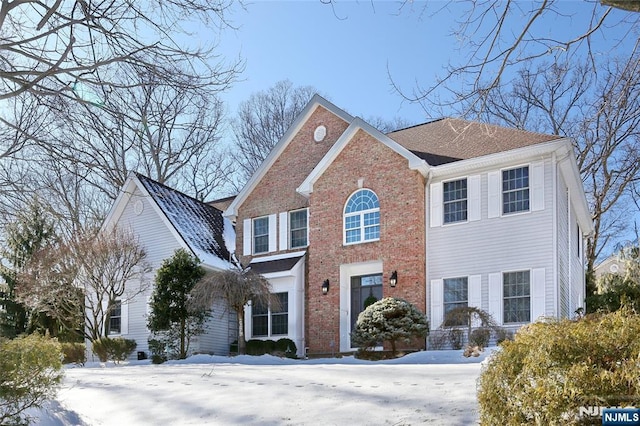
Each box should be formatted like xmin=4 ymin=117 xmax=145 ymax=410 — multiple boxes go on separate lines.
xmin=350 ymin=273 xmax=383 ymax=333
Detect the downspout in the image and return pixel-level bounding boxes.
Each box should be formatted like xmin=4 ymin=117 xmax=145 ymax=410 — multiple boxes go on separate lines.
xmin=424 ymin=170 xmax=432 ymax=349
xmin=568 ymin=187 xmax=572 ymax=318
xmin=552 ymin=152 xmax=559 ymax=319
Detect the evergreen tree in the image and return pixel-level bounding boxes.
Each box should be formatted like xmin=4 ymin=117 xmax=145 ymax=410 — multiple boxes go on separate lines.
xmin=147 ymin=249 xmax=208 ymax=359
xmin=0 ymin=199 xmax=56 ymax=338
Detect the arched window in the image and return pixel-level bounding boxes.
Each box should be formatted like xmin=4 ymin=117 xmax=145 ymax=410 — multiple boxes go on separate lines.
xmin=344 ymin=189 xmax=380 ymax=244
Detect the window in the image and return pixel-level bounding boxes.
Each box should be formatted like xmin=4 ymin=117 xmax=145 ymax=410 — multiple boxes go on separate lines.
xmin=251 ymin=292 xmax=288 ymax=337
xmin=290 ymin=209 xmax=308 ymax=248
xmin=502 ymin=166 xmax=530 ymax=214
xmin=503 ymin=271 xmax=530 ymax=323
xmin=443 ymin=277 xmax=468 ymax=326
xmin=253 ymin=217 xmax=269 ymax=254
xmin=344 ymin=189 xmax=380 ymax=244
xmin=271 ymin=293 xmax=288 ymax=335
xmin=443 ymin=179 xmax=468 ymax=223
xmin=576 ymin=223 xmax=581 ymax=258
xmin=108 ymin=300 xmax=121 ymax=335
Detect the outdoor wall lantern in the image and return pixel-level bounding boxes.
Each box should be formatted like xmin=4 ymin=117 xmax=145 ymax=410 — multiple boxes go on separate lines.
xmin=389 ymin=270 xmax=398 ymax=287
xmin=322 ymin=279 xmax=330 ymax=295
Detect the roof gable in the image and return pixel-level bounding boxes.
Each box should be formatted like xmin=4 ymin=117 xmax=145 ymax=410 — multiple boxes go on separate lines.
xmin=297 ymin=118 xmax=429 ymax=197
xmin=135 ymin=174 xmax=233 ymax=269
xmin=387 ymin=118 xmax=559 ymax=161
xmin=224 ymin=94 xmax=353 ymax=221
xmin=102 ymin=173 xmax=233 ymax=270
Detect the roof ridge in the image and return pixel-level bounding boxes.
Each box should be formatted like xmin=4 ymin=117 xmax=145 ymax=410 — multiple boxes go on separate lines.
xmin=386 ymin=117 xmax=447 ymax=134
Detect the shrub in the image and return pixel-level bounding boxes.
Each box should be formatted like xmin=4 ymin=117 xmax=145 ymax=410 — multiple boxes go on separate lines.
xmin=469 ymin=328 xmax=491 ymax=349
xmin=477 ymin=308 xmax=640 ymax=425
xmin=60 ymin=342 xmax=86 ymax=365
xmin=494 ymin=327 xmax=512 ymax=345
xmin=148 ymin=338 xmax=167 ymax=364
xmin=246 ymin=339 xmax=266 ymax=355
xmin=92 ymin=337 xmax=137 ymax=363
xmin=0 ymin=334 xmax=64 ymax=425
xmin=275 ymin=338 xmax=297 ymax=358
xmin=428 ymin=330 xmax=449 ymax=350
xmin=447 ymin=328 xmax=464 ymax=349
xmin=263 ymin=339 xmax=276 ymax=354
xmin=351 ymin=297 xmax=429 ymax=356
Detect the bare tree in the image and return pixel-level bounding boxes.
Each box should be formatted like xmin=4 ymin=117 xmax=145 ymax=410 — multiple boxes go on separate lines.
xmin=74 ymin=228 xmax=152 ymax=341
xmin=230 ymin=80 xmax=317 ymax=188
xmin=16 ymin=241 xmax=84 ymax=338
xmin=42 ymin=63 xmax=232 ymax=201
xmin=366 ymin=116 xmax=414 ymax=133
xmin=190 ymin=259 xmax=275 ymax=354
xmin=462 ymin=54 xmax=640 ymax=294
xmin=384 ymin=1 xmax=640 ymax=113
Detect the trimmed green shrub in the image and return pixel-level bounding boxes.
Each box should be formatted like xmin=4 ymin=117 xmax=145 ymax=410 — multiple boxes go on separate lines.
xmin=275 ymin=338 xmax=297 ymax=358
xmin=0 ymin=334 xmax=64 ymax=425
xmin=61 ymin=342 xmax=86 ymax=365
xmin=263 ymin=339 xmax=276 ymax=354
xmin=351 ymin=297 xmax=429 ymax=356
xmin=246 ymin=339 xmax=266 ymax=355
xmin=469 ymin=328 xmax=491 ymax=349
xmin=92 ymin=337 xmax=137 ymax=363
xmin=148 ymin=338 xmax=167 ymax=364
xmin=478 ymin=308 xmax=640 ymax=425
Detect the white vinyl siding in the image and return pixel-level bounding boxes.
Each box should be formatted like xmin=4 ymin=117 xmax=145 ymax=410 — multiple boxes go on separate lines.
xmin=488 ymin=273 xmax=502 ymax=324
xmin=430 ymin=279 xmax=444 ymax=329
xmin=103 ymin=186 xmax=234 ymax=360
xmin=430 ymin=183 xmax=443 ymax=227
xmin=531 ymin=268 xmax=546 ymax=320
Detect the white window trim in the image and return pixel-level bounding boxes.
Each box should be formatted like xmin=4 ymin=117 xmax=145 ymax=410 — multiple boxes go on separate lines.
xmin=343 ymin=190 xmax=380 ymax=246
xmin=339 ymin=260 xmax=383 ymax=352
xmin=108 ymin=300 xmax=128 ymax=336
xmin=489 ymin=162 xmax=544 ymax=219
xmin=494 ymin=268 xmax=545 ymax=325
xmin=431 ymin=175 xmax=480 ymax=227
xmin=249 ymin=292 xmax=289 ymax=338
xmin=501 ymin=164 xmax=531 ymax=216
xmin=289 ymin=208 xmax=309 ymax=249
xmin=442 ymin=177 xmax=469 ymax=225
xmin=252 ymin=216 xmax=270 ymax=254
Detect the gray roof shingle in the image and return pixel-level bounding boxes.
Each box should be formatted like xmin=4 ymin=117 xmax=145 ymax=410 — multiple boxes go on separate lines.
xmin=136 ymin=173 xmax=231 ymax=266
xmin=387 ymin=118 xmax=559 ymax=164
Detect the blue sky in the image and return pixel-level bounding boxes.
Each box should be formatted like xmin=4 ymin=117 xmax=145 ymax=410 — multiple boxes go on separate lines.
xmin=217 ymin=1 xmax=460 ymax=126
xmin=214 ymin=1 xmax=634 ymax=127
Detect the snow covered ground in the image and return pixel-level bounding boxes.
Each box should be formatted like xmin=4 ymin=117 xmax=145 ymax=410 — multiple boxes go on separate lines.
xmin=30 ymin=349 xmax=492 ymax=426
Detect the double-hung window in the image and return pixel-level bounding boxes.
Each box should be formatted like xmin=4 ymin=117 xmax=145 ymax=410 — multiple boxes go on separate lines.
xmin=108 ymin=300 xmax=122 ymax=335
xmin=344 ymin=189 xmax=380 ymax=244
xmin=253 ymin=217 xmax=269 ymax=254
xmin=251 ymin=292 xmax=289 ymax=337
xmin=443 ymin=277 xmax=468 ymax=326
xmin=502 ymin=166 xmax=529 ymax=214
xmin=503 ymin=271 xmax=530 ymax=323
xmin=289 ymin=209 xmax=308 ymax=248
xmin=443 ymin=179 xmax=467 ymax=224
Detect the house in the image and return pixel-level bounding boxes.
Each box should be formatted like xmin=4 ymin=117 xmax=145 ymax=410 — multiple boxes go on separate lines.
xmin=96 ymin=173 xmax=237 ymax=360
xmin=223 ymin=95 xmax=593 ymax=356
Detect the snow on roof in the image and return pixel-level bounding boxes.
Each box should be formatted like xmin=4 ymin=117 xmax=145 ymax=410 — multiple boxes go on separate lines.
xmin=136 ymin=173 xmax=233 ymax=269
